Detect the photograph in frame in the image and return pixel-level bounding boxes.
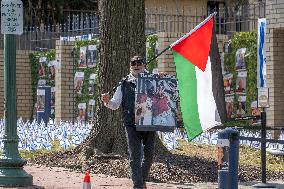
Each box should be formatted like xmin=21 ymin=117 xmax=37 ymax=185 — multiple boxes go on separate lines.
xmin=48 ymin=60 xmax=56 ymax=81
xmin=87 ymin=45 xmax=97 ymax=68
xmin=78 ymin=46 xmax=87 ymax=68
xmin=225 ymin=94 xmax=234 ymax=119
xmin=235 ymin=48 xmax=246 ymax=70
xmin=223 ymin=73 xmax=233 ymax=95
xmin=235 ymin=71 xmax=247 ymax=94
xmin=77 ymin=103 xmax=86 ymax=121
xmin=88 ymin=74 xmax=96 ymax=96
xmin=135 ymin=72 xmax=178 ymax=132
xmin=87 ymin=99 xmax=96 ymax=121
xmin=236 ymin=95 xmax=246 ymax=118
xmin=38 ymin=56 xmax=47 ymax=78
xmin=74 ymin=72 xmax=84 ymax=94
xmin=37 ymin=89 xmax=45 ymax=112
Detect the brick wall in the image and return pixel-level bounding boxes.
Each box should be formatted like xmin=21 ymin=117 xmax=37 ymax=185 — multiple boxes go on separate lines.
xmin=55 ymin=40 xmax=75 ymax=122
xmin=0 ymin=50 xmax=33 ymax=120
xmin=265 ymin=0 xmax=284 ymax=127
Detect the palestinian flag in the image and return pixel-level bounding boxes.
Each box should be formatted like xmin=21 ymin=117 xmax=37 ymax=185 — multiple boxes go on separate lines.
xmin=171 ymin=13 xmax=221 ymax=141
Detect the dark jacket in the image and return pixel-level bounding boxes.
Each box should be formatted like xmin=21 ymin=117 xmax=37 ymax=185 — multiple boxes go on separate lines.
xmin=121 ymin=77 xmax=136 ymax=126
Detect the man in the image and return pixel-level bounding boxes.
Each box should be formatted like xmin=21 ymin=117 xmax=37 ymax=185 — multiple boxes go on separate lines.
xmin=101 ymin=56 xmax=155 ymax=189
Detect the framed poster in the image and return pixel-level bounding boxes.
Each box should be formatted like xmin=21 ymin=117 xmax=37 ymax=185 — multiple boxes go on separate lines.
xmin=135 ymin=72 xmax=178 ymax=132
xmin=87 ymin=45 xmax=97 ymax=68
xmin=235 ymin=48 xmax=246 ymax=70
xmin=235 ymin=71 xmax=247 ymax=94
xmin=37 ymin=89 xmax=45 ymax=112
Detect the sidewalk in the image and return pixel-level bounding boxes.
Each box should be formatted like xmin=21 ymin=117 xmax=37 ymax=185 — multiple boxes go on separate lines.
xmin=0 ymin=165 xmax=283 ymax=189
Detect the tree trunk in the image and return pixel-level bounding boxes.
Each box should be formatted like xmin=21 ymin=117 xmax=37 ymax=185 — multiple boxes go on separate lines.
xmin=77 ymin=0 xmax=146 ymax=158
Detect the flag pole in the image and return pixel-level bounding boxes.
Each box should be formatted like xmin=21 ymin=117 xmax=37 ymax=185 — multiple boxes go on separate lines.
xmin=146 ymin=46 xmax=171 ymax=65
xmin=170 ymin=12 xmax=217 ymax=48
xmin=146 ymin=12 xmax=217 ymax=65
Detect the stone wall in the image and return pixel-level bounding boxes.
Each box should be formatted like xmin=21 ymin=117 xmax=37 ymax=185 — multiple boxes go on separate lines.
xmin=0 ymin=50 xmax=33 ymax=121
xmin=265 ymin=0 xmax=284 ymax=127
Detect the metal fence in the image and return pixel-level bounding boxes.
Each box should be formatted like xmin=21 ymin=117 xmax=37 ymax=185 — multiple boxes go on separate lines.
xmin=0 ymin=9 xmax=99 ymax=50
xmin=0 ymin=2 xmax=265 ymax=50
xmin=145 ymin=2 xmax=265 ymax=34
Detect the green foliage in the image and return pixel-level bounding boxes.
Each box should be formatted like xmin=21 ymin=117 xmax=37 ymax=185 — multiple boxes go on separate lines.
xmin=74 ymin=39 xmax=99 ymax=120
xmin=146 ymin=34 xmax=158 ymax=72
xmin=224 ymin=32 xmax=257 ymax=116
xmin=29 ymin=50 xmax=56 ymax=120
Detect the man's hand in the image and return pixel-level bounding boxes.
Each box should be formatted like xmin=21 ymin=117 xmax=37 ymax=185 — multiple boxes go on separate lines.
xmin=158 ymin=72 xmax=168 ymax=77
xmin=101 ymin=93 xmax=110 ymax=105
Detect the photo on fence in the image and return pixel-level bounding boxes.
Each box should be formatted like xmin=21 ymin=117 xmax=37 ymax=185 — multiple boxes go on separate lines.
xmin=51 ymin=87 xmax=55 ymax=108
xmin=37 ymin=89 xmax=45 ymax=112
xmin=38 ymin=56 xmax=47 ymax=78
xmin=77 ymin=103 xmax=86 ymax=121
xmin=236 ymin=95 xmax=246 ymax=118
xmin=235 ymin=48 xmax=246 ymax=70
xmin=135 ymin=72 xmax=178 ymax=132
xmin=78 ymin=46 xmax=87 ymax=68
xmin=225 ymin=94 xmax=234 ymax=119
xmin=88 ymin=74 xmax=96 ymax=96
xmin=74 ymin=72 xmax=84 ymax=94
xmin=251 ymin=100 xmax=261 ymax=125
xmin=223 ymin=73 xmax=233 ymax=94
xmin=48 ymin=60 xmax=56 ymax=81
xmin=235 ymin=70 xmax=247 ymax=94
xmin=87 ymin=45 xmax=97 ymax=67
xmin=87 ymin=99 xmax=96 ymax=121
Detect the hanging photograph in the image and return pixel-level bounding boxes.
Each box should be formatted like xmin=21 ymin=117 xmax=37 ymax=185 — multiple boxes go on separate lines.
xmin=77 ymin=103 xmax=86 ymax=121
xmin=135 ymin=72 xmax=178 ymax=132
xmin=87 ymin=45 xmax=97 ymax=68
xmin=48 ymin=60 xmax=56 ymax=81
xmin=38 ymin=56 xmax=47 ymax=78
xmin=88 ymin=80 xmax=95 ymax=96
xmin=223 ymin=73 xmax=233 ymax=94
xmin=88 ymin=74 xmax=96 ymax=96
xmin=236 ymin=95 xmax=246 ymax=118
xmin=37 ymin=89 xmax=45 ymax=112
xmin=74 ymin=72 xmax=84 ymax=94
xmin=225 ymin=95 xmax=234 ymax=119
xmin=87 ymin=99 xmax=96 ymax=121
xmin=235 ymin=48 xmax=246 ymax=70
xmin=78 ymin=46 xmax=87 ymax=68
xmin=235 ymin=71 xmax=247 ymax=94
xmin=251 ymin=100 xmax=261 ymax=125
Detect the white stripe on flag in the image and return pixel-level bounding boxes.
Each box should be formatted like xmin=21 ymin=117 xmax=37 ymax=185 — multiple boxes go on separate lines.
xmin=196 ymin=57 xmax=221 ymax=131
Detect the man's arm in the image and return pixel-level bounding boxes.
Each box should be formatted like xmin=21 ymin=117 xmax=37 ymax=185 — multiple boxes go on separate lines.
xmin=101 ymin=85 xmax=122 ymax=110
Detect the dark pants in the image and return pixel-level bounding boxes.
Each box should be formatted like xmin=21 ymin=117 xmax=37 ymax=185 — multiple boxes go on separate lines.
xmin=125 ymin=125 xmax=156 ymax=189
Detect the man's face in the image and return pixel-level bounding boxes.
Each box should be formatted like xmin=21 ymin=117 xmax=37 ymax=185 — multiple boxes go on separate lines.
xmin=130 ymin=61 xmax=145 ymax=77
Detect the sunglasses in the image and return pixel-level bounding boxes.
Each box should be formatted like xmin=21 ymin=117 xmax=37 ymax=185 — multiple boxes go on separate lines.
xmin=130 ymin=61 xmax=143 ymax=66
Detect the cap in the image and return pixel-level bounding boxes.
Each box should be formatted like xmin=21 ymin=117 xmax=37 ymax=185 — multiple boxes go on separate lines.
xmin=130 ymin=55 xmax=146 ymax=65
